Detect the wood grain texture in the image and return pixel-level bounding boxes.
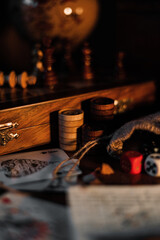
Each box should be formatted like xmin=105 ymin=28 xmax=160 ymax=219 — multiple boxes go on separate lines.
xmin=0 ymin=124 xmax=50 ymax=156
xmin=0 ymin=81 xmax=156 ymax=129
xmin=0 ymin=81 xmax=156 ymax=155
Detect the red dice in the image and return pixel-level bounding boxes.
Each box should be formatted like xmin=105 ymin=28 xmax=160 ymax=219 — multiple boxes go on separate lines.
xmin=120 ymin=151 xmax=143 ymax=174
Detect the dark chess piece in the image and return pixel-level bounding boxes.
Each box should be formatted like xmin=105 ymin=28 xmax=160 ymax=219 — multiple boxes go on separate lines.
xmin=116 ymin=51 xmax=127 ymax=81
xmin=64 ymin=42 xmax=74 ymax=71
xmin=42 ymin=37 xmax=57 ymax=89
xmin=82 ymin=42 xmax=94 ymax=80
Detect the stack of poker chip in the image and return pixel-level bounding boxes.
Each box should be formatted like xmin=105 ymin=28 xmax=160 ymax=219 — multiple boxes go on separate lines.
xmin=82 ymin=124 xmax=105 ymax=155
xmin=82 ymin=124 xmax=105 ymax=144
xmin=90 ymin=97 xmax=115 ymax=121
xmin=58 ymin=109 xmax=84 ymax=151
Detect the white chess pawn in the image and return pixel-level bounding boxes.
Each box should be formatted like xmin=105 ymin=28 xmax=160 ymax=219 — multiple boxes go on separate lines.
xmin=144 ymin=153 xmax=160 ymax=177
xmin=5 ymin=71 xmax=17 ymax=88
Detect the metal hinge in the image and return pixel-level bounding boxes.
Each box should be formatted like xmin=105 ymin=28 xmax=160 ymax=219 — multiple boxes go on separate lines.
xmin=0 ymin=122 xmax=19 ymax=146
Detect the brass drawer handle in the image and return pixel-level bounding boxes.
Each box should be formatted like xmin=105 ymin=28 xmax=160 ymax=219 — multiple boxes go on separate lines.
xmin=0 ymin=122 xmax=19 ymax=146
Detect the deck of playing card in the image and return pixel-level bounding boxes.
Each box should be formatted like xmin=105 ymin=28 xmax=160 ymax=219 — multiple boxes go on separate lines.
xmin=0 ymin=148 xmax=81 ymax=191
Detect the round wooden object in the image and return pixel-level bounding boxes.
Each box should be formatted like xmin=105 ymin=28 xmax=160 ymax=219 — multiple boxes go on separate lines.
xmin=85 ymin=125 xmax=104 ymax=138
xmin=60 ymin=143 xmax=77 ymax=151
xmin=90 ymin=108 xmax=115 ymax=116
xmin=59 ymin=130 xmax=77 ymax=139
xmin=27 ymin=75 xmax=37 ymax=85
xmin=91 ymin=114 xmax=114 ymax=121
xmin=59 ymin=137 xmax=77 ymax=145
xmin=58 ymin=109 xmax=84 ymax=121
xmin=58 ymin=119 xmax=84 ymax=127
xmin=17 ymin=71 xmax=28 ymax=88
xmin=90 ymin=97 xmax=114 ymax=110
xmin=59 ymin=125 xmax=79 ymax=133
xmin=6 ymin=71 xmax=17 ymax=88
xmin=0 ymin=72 xmax=4 ymax=86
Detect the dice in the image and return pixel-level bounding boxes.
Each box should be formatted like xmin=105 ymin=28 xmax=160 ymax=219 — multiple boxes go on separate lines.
xmin=144 ymin=153 xmax=160 ymax=177
xmin=120 ymin=151 xmax=143 ymax=174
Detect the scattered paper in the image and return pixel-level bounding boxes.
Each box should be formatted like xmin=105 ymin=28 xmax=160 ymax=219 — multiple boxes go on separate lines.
xmin=68 ymin=185 xmax=160 ymax=240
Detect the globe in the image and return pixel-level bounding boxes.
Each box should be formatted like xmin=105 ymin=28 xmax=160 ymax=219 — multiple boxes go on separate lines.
xmin=10 ymin=0 xmax=99 ymax=47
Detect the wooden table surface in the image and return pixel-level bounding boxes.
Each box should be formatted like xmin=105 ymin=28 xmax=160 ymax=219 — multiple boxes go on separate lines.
xmin=0 ymin=79 xmax=160 ymax=239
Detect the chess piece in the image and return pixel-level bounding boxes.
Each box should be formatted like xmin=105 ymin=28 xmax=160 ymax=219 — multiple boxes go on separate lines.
xmin=42 ymin=37 xmax=57 ymax=89
xmin=116 ymin=51 xmax=126 ymax=81
xmin=82 ymin=42 xmax=94 ymax=80
xmin=17 ymin=72 xmax=37 ymax=88
xmin=27 ymin=75 xmax=37 ymax=85
xmin=5 ymin=71 xmax=17 ymax=88
xmin=17 ymin=72 xmax=28 ymax=89
xmin=0 ymin=72 xmax=4 ymax=86
xmin=32 ymin=43 xmax=44 ymax=75
xmin=64 ymin=41 xmax=75 ymax=73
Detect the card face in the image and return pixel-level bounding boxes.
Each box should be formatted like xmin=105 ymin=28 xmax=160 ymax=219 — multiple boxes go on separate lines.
xmin=0 ymin=148 xmax=78 ymax=189
xmin=10 ymin=179 xmax=52 ymax=191
xmin=0 ymin=192 xmax=76 ymax=240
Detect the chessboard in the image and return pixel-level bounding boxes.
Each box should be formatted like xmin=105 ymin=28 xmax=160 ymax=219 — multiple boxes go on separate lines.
xmin=0 ymin=72 xmax=156 ymax=110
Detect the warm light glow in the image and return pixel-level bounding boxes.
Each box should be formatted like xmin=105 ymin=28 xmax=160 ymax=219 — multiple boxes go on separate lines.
xmin=75 ymin=7 xmax=84 ymax=15
xmin=114 ymin=100 xmax=118 ymax=106
xmin=64 ymin=7 xmax=73 ymax=16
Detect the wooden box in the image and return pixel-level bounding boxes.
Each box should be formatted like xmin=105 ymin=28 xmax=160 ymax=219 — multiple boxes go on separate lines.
xmin=0 ymin=79 xmax=156 ymax=156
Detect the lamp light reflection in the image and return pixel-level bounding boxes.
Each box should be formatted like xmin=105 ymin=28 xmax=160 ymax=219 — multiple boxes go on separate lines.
xmin=64 ymin=7 xmax=73 ymax=16
xmin=75 ymin=7 xmax=83 ymax=15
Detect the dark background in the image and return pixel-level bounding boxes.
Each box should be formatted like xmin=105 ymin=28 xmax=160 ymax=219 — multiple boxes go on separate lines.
xmin=0 ymin=0 xmax=160 ymax=80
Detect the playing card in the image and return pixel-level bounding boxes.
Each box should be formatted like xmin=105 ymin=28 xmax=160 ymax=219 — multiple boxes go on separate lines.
xmin=0 ymin=148 xmax=80 ymax=190
xmin=0 ymin=192 xmax=76 ymax=240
